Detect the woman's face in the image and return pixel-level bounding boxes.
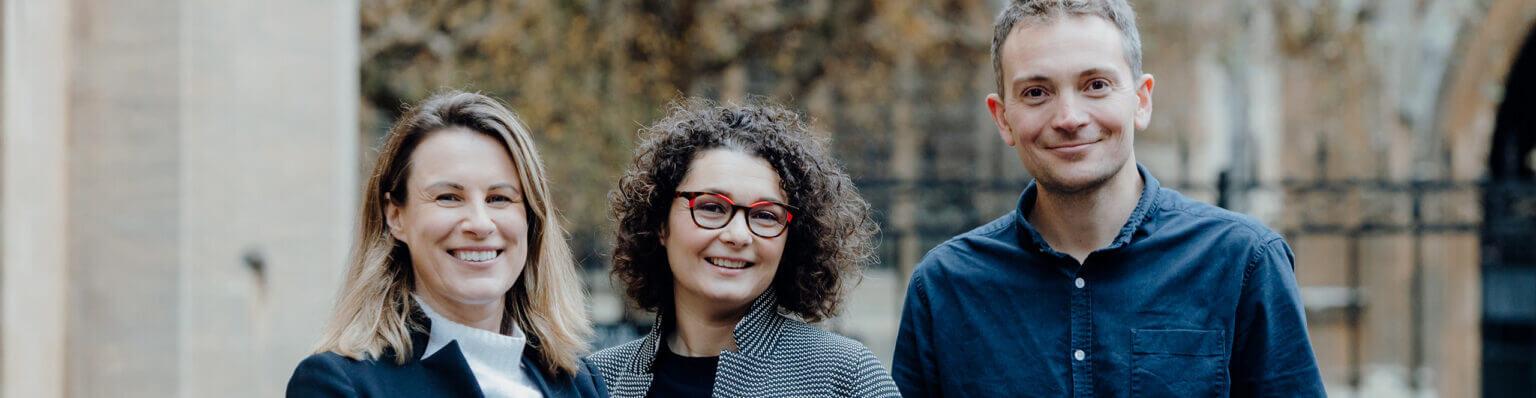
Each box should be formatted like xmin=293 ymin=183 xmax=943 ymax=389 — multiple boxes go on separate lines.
xmin=387 ymin=128 xmax=530 ymax=312
xmin=662 ymin=148 xmax=789 ymax=315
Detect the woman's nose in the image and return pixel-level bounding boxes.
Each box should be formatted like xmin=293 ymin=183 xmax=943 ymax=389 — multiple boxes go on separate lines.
xmin=717 ymin=210 xmax=753 ymax=246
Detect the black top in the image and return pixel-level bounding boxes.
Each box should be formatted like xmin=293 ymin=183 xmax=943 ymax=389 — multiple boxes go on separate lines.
xmin=644 ymin=338 xmax=719 ymax=398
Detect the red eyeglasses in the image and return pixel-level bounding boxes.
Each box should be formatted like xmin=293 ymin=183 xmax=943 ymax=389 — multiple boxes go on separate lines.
xmin=675 ymin=191 xmax=795 ymax=238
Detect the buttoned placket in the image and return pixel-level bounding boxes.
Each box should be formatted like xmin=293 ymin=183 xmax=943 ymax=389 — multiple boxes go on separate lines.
xmin=1068 ymin=256 xmax=1094 ymax=397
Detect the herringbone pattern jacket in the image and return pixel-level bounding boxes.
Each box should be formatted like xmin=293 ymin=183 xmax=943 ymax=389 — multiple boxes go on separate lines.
xmin=587 ymin=291 xmax=902 ymax=397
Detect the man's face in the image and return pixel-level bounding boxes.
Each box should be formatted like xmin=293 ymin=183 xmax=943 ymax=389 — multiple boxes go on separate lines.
xmin=986 ymin=15 xmax=1153 ymax=195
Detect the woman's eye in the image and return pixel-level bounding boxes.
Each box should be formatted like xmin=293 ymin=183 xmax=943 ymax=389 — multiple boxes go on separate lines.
xmin=750 ymin=210 xmax=782 ymax=224
xmin=434 ymin=194 xmax=461 ymax=203
xmin=696 ymin=202 xmax=728 ymax=215
xmin=488 ymin=195 xmax=511 ymax=203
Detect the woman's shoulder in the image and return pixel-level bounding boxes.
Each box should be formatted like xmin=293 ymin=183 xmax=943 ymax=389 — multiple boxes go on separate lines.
xmin=763 ymin=317 xmax=902 ymax=396
xmin=585 ymin=337 xmax=649 ymax=372
xmin=288 ymin=349 xmax=489 ymax=397
xmin=293 ymin=351 xmax=362 ymax=374
xmin=775 ymin=317 xmax=877 ymax=361
xmin=295 ymin=350 xmax=402 ymax=371
xmin=290 ymin=350 xmax=407 ymax=381
xmin=287 ymin=351 xmax=377 ymax=397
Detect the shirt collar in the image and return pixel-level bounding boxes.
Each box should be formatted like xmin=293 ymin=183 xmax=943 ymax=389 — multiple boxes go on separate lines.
xmin=627 ymin=289 xmax=785 ymax=374
xmin=412 ymin=295 xmax=527 ymax=361
xmin=1014 ymin=163 xmax=1162 ymax=253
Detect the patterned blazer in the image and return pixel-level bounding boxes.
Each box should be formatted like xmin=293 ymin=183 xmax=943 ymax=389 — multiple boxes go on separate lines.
xmin=587 ymin=291 xmax=901 ymax=397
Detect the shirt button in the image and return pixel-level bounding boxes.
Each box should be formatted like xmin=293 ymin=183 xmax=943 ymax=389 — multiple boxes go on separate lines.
xmin=1074 ymin=278 xmax=1085 ymax=288
xmin=1074 ymin=349 xmax=1086 ymax=361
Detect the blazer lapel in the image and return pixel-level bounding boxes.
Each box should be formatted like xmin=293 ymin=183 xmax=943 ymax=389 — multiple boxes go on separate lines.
xmin=714 ymin=291 xmax=783 ymax=393
xmin=520 ymin=352 xmax=554 ymax=394
xmin=605 ymin=319 xmax=665 ymax=398
xmin=608 ymin=291 xmax=783 ymax=397
xmin=419 ymin=340 xmax=485 ymax=397
xmin=410 ymin=317 xmax=484 ymax=397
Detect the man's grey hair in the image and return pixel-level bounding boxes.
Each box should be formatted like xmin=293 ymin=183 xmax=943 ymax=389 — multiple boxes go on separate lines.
xmin=991 ymin=0 xmax=1143 ymax=96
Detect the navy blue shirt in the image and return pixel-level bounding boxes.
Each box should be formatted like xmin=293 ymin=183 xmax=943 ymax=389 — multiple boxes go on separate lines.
xmin=893 ymin=165 xmax=1324 ymax=397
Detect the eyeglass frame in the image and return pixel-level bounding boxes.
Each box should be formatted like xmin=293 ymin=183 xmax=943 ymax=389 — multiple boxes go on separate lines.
xmin=674 ymin=191 xmax=796 ymax=238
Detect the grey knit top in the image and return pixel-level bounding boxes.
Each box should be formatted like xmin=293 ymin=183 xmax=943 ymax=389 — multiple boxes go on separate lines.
xmin=587 ymin=291 xmax=902 ymax=397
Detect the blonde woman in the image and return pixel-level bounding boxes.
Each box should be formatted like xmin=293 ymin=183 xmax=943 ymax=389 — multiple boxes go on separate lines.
xmin=288 ymin=91 xmax=605 ymax=397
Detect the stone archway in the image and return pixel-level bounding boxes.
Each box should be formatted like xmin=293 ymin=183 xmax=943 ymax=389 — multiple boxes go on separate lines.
xmin=1481 ymin=23 xmax=1536 ymax=398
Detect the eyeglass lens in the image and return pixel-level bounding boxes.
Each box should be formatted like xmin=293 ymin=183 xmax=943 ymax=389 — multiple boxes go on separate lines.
xmin=689 ymin=194 xmax=790 ymax=237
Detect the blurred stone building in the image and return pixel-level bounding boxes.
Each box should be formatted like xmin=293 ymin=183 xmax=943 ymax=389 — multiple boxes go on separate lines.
xmin=2 ymin=0 xmax=357 ymax=397
xmin=2 ymin=0 xmax=1532 ymax=397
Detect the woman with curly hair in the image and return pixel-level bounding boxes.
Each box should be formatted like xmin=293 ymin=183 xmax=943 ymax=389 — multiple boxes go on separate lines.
xmin=587 ymin=98 xmax=900 ymax=397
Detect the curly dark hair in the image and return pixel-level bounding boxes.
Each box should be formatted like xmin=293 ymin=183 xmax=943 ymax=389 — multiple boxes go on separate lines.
xmin=609 ymin=97 xmax=877 ymax=323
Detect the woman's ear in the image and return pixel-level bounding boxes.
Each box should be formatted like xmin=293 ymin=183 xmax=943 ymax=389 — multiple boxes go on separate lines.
xmin=385 ymin=193 xmax=407 ymax=243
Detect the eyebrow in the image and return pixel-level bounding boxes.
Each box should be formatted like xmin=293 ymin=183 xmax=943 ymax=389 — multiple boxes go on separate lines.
xmin=424 ymin=181 xmax=464 ymax=191
xmin=1009 ymin=67 xmax=1121 ymax=89
xmin=423 ymin=181 xmax=519 ymax=191
xmin=1077 ymin=67 xmax=1118 ymax=79
xmin=1011 ymin=74 xmax=1052 ymax=88
xmin=693 ymin=187 xmax=786 ymax=204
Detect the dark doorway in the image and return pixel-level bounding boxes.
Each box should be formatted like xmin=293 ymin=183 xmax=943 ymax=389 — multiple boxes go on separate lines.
xmin=1482 ymin=24 xmax=1536 ymax=398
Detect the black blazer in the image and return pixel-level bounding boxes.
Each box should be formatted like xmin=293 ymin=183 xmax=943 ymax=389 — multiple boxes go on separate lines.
xmin=287 ymin=320 xmax=607 ymax=398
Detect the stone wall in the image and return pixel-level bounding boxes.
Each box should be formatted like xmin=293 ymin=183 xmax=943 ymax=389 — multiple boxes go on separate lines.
xmin=1 ymin=0 xmax=358 ymax=396
xmin=1133 ymin=1 xmax=1535 ymax=396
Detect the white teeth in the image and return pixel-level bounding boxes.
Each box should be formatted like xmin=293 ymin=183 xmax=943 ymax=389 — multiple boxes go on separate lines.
xmin=707 ymin=258 xmax=750 ymax=269
xmin=455 ymin=250 xmax=497 ymax=262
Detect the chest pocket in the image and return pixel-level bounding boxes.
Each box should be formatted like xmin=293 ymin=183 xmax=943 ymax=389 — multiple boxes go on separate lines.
xmin=1130 ymin=329 xmax=1227 ymax=398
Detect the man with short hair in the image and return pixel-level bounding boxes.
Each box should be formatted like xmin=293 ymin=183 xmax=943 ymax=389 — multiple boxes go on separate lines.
xmin=892 ymin=0 xmax=1326 ymax=396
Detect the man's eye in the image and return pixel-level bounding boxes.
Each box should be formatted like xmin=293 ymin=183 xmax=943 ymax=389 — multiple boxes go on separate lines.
xmin=1022 ymin=88 xmax=1046 ymax=98
xmin=1087 ymin=79 xmax=1111 ymax=91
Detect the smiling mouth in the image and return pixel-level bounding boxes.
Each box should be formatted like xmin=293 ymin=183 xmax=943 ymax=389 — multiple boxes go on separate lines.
xmin=706 ymin=257 xmax=754 ymax=269
xmin=451 ymin=249 xmax=503 ymax=262
xmin=1050 ymin=141 xmax=1097 ymax=150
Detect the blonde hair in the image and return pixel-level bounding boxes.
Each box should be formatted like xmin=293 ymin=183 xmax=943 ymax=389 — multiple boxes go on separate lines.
xmin=313 ymin=90 xmax=591 ymax=376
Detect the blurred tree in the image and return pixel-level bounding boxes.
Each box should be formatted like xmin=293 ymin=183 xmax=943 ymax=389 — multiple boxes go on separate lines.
xmin=358 ymin=0 xmax=995 ymax=271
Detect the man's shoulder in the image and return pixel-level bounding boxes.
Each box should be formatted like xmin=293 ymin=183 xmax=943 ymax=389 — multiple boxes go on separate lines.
xmin=916 ymin=212 xmax=1021 ymax=268
xmin=1154 ymin=187 xmax=1283 ymax=244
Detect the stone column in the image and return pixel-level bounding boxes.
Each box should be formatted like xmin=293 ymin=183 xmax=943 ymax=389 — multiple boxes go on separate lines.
xmin=3 ymin=0 xmax=357 ymax=396
xmin=177 ymin=1 xmax=357 ymax=396
xmin=66 ymin=0 xmax=183 ymax=395
xmin=1 ymin=0 xmax=71 ymax=396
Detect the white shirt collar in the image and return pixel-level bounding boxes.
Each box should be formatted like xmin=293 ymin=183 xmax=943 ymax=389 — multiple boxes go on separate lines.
xmin=413 ymin=295 xmax=543 ymax=398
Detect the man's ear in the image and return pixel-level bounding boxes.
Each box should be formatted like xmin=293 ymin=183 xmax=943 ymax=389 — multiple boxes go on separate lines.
xmin=385 ymin=193 xmax=406 ymax=243
xmin=987 ymin=93 xmax=1016 ymax=146
xmin=1134 ymin=73 xmax=1155 ymax=130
